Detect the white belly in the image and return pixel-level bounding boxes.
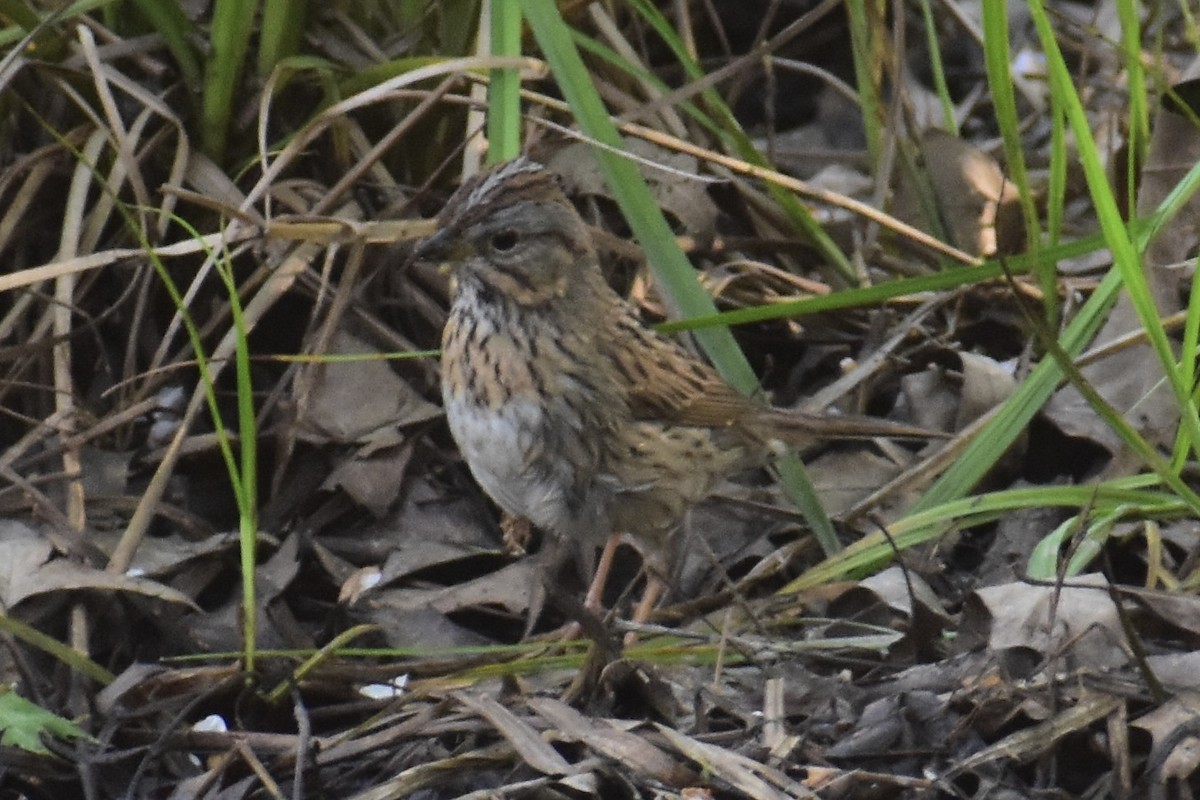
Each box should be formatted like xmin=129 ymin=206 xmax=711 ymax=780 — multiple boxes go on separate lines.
xmin=443 ymin=394 xmax=570 ymax=532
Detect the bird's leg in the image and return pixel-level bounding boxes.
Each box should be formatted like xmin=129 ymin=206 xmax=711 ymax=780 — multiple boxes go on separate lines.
xmin=526 ymin=534 xmax=617 ymax=644
xmin=624 ymin=574 xmax=666 ymax=646
xmin=583 ymin=532 xmax=623 ymax=612
xmin=584 ymin=532 xmax=668 ymax=646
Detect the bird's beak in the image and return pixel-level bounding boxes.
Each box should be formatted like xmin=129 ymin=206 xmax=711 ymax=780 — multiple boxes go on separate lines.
xmin=413 ymin=227 xmax=469 ymax=273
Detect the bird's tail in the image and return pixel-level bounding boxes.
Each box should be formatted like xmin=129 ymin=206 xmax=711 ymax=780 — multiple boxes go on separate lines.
xmin=751 ymin=408 xmax=948 ymax=451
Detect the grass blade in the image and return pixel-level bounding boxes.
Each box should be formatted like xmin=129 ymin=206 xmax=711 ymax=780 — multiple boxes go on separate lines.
xmin=202 ymin=0 xmax=260 ymax=160
xmin=487 ymin=0 xmax=522 ymax=162
xmin=519 ymin=0 xmax=839 ymax=552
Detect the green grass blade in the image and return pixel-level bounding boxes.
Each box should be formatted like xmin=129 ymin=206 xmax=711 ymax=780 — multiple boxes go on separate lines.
xmin=789 ymin=479 xmax=1183 ymax=590
xmin=914 ymin=268 xmax=1122 ymax=511
xmin=519 ymin=0 xmax=838 ymax=552
xmin=0 ymin=612 xmax=114 ymax=685
xmin=487 ymin=0 xmax=522 ymax=162
xmin=202 ymin=0 xmax=260 ymax=160
xmin=214 ymin=242 xmax=259 ymax=672
xmin=1116 ymin=0 xmax=1149 ymax=218
xmin=1027 ymin=0 xmax=1200 ymax=460
xmin=657 ymin=231 xmax=1108 ymax=334
xmin=1177 ymin=266 xmax=1200 ymax=472
xmin=518 ymin=0 xmax=753 ymax=388
xmin=843 ymin=0 xmax=883 ymax=166
xmin=258 ymin=0 xmax=308 ymax=78
xmin=145 ymin=214 xmax=261 ymax=670
xmin=129 ymin=0 xmax=202 ymax=88
xmin=1021 ymin=270 xmax=1200 ymax=515
xmin=916 ymin=0 xmax=956 ymax=134
xmin=914 ymin=16 xmax=1200 ymax=515
xmin=980 ymin=0 xmax=1047 ymax=311
xmin=621 ymin=0 xmax=856 ymax=284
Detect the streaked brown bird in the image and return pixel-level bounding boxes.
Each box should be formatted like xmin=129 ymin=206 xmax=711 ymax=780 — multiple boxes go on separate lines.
xmin=418 ymin=157 xmax=936 ymax=635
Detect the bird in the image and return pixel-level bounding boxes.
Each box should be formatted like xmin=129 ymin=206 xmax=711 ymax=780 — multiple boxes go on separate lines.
xmin=416 ymin=156 xmax=938 ymax=638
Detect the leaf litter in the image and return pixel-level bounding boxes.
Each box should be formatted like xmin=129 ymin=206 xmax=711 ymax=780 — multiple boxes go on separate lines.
xmin=0 ymin=2 xmax=1199 ymax=798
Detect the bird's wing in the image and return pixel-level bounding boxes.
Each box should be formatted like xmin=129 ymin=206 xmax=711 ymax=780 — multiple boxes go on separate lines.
xmin=603 ymin=306 xmax=946 ymax=444
xmin=606 ymin=312 xmax=758 ymax=429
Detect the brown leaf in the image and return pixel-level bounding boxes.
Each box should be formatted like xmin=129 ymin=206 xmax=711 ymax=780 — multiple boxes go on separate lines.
xmin=528 ymin=697 xmax=697 ymax=785
xmin=960 ymin=575 xmax=1127 ymax=669
xmin=7 ymin=559 xmax=199 ymax=609
xmin=1134 ymin=693 xmax=1200 ymax=783
xmin=296 ymin=329 xmax=440 ymax=444
xmin=655 ymin=724 xmax=808 ymax=800
xmin=453 ymin=691 xmax=572 ymax=776
xmin=957 ymin=352 xmax=1018 ymax=430
xmin=928 ymin=130 xmax=1023 ymax=257
xmin=952 ymin=692 xmax=1124 ymax=773
xmin=546 ymin=140 xmax=719 ymax=244
xmin=322 ymin=439 xmax=416 ymax=518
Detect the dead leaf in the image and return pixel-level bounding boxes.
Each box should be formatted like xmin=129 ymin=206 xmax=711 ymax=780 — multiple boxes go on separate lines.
xmin=975 ymin=499 xmax=1068 ymax=586
xmin=655 ymin=724 xmax=807 ymax=800
xmin=0 ymin=521 xmax=55 ymax=604
xmin=379 ymin=539 xmax=504 ymax=584
xmin=355 ymin=476 xmax=499 ymax=564
xmin=296 ymin=329 xmax=440 ymax=444
xmin=6 ymin=558 xmax=199 ymax=609
xmin=79 ymin=447 xmax=132 ymax=497
xmin=897 ymin=364 xmax=962 ymax=432
xmin=951 ymin=692 xmax=1123 ymax=773
xmin=957 ymin=352 xmax=1018 ymax=429
xmin=428 ymin=560 xmax=540 ymax=616
xmin=322 ymin=438 xmax=416 ymax=517
xmin=1132 ymin=692 xmax=1200 ymax=782
xmin=528 ymin=697 xmax=697 ymax=785
xmin=807 ymin=448 xmax=921 ymax=516
xmin=824 ymin=691 xmax=954 ymax=761
xmin=338 ymin=566 xmax=383 ymax=605
xmin=360 ymin=560 xmax=539 ymax=647
xmin=1117 ymin=586 xmax=1200 ymax=639
xmin=895 ymin=130 xmax=1024 ymax=258
xmin=361 ymin=604 xmax=495 ymax=649
xmin=855 ymin=566 xmax=949 ymax=624
xmin=546 ymin=139 xmax=719 ymax=242
xmin=960 ymin=575 xmax=1128 ymax=669
xmin=119 ymin=531 xmax=240 ymax=578
xmin=453 ymin=691 xmax=571 ymax=776
xmin=1146 ymin=652 xmax=1200 ymax=690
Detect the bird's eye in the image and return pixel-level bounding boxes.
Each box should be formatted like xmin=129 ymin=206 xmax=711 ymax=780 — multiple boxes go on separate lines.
xmin=490 ymin=230 xmax=519 ymax=252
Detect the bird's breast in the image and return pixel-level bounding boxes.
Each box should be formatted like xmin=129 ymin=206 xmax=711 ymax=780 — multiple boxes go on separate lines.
xmin=440 ymin=299 xmax=612 ymax=536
